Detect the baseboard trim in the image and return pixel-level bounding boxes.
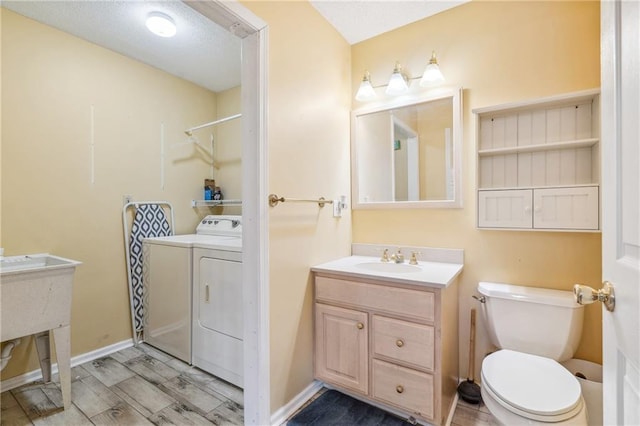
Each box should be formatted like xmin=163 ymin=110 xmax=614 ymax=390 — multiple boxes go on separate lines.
xmin=445 ymin=392 xmax=459 ymax=426
xmin=271 ymin=379 xmax=324 ymax=426
xmin=0 ymin=338 xmax=133 ymax=392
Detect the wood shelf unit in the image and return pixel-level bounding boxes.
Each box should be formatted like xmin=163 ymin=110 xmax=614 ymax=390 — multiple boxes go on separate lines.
xmin=474 ymin=89 xmax=601 ymax=231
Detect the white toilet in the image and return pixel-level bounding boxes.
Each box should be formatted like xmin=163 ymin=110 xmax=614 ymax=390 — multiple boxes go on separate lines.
xmin=477 ymin=281 xmax=589 ymax=425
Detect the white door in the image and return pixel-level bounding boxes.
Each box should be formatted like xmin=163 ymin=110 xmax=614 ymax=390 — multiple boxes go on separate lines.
xmin=601 ymin=1 xmax=640 ymax=424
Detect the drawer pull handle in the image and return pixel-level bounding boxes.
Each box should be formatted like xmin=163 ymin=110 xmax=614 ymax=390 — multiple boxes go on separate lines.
xmin=396 ymin=385 xmax=404 ymax=394
xmin=396 ymin=339 xmax=404 ymax=348
xmin=205 ymin=284 xmax=210 ymax=302
xmin=356 ymin=322 xmax=364 ymax=330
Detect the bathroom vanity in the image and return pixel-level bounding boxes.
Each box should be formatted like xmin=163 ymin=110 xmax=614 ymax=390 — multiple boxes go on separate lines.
xmin=311 ymin=247 xmax=462 ymax=425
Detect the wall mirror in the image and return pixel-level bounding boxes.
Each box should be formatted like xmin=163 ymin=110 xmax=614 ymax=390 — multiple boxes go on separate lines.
xmin=352 ymin=88 xmax=462 ymax=209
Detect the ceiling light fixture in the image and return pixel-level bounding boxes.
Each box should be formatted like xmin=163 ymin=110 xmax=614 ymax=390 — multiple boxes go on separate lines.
xmin=146 ymin=12 xmax=176 ymax=38
xmin=420 ymin=51 xmax=445 ymax=86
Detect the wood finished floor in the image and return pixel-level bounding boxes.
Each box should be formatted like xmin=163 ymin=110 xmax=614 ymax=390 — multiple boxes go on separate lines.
xmin=1 ymin=342 xmax=495 ymax=426
xmin=0 ymin=343 xmax=243 ymax=425
xmin=451 ymin=398 xmax=498 ymax=426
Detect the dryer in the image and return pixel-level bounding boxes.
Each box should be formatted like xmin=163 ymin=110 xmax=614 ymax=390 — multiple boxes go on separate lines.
xmin=191 ymin=216 xmax=243 ymax=388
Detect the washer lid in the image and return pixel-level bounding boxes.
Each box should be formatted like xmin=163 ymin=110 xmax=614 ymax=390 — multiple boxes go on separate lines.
xmin=482 ymin=350 xmax=582 ymax=417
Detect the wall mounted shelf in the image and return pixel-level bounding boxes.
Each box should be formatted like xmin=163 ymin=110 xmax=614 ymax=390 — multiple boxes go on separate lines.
xmin=474 ymin=89 xmax=600 ymax=231
xmin=191 ymin=199 xmax=242 ymax=208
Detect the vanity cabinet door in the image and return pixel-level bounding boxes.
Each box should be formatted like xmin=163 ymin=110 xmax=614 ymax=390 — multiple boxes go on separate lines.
xmin=315 ymin=303 xmax=368 ymax=394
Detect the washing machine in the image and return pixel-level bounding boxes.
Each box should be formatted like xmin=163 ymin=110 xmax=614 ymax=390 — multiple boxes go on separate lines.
xmin=142 ymin=215 xmax=242 ymax=370
xmin=191 ymin=216 xmax=243 ymax=388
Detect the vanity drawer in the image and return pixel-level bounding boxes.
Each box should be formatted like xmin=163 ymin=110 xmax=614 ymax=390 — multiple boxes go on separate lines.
xmin=372 ymin=359 xmax=434 ymax=420
xmin=372 ymin=315 xmax=434 ymax=371
xmin=315 ymin=276 xmax=435 ymax=321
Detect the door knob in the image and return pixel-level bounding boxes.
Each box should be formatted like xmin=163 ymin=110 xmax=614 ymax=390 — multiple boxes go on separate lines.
xmin=573 ymin=281 xmax=615 ymax=312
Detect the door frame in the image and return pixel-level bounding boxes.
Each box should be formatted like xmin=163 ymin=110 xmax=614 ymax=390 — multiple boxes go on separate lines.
xmin=183 ymin=2 xmax=270 ymax=424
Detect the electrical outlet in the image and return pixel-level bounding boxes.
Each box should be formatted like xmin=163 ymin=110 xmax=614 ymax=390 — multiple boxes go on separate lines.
xmin=123 ymin=195 xmax=133 ymax=206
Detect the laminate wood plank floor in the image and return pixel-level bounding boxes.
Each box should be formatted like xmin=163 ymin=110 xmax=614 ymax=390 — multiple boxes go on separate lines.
xmin=2 ymin=341 xmax=496 ymax=426
xmin=451 ymin=398 xmax=498 ymax=426
xmin=0 ymin=344 xmax=243 ymax=426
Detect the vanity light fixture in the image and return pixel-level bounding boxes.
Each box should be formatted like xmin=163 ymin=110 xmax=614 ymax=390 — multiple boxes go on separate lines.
xmin=420 ymin=51 xmax=445 ymax=86
xmin=355 ymin=71 xmax=377 ymax=101
xmin=146 ymin=12 xmax=177 ymax=38
xmin=355 ymin=52 xmax=446 ymax=101
xmin=385 ymin=62 xmax=410 ymax=96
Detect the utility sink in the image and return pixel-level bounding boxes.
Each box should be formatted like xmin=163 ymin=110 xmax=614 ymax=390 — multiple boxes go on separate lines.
xmin=355 ymin=262 xmax=421 ymax=274
xmin=0 ymin=253 xmax=81 ymax=410
xmin=0 ymin=254 xmax=79 ymax=273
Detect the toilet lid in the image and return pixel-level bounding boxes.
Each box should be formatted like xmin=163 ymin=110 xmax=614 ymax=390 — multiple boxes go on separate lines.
xmin=482 ymin=350 xmax=582 ymax=419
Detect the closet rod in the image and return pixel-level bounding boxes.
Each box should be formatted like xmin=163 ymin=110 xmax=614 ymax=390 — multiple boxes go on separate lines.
xmin=184 ymin=113 xmax=242 ymax=136
xmin=268 ymin=194 xmax=333 ymax=208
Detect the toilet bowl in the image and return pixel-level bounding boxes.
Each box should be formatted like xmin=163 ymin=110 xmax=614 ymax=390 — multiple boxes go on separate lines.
xmin=477 ymin=282 xmax=589 ymax=425
xmin=481 ymin=350 xmax=587 ymax=425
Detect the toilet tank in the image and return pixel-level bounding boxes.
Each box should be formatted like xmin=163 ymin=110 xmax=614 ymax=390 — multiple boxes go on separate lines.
xmin=478 ymin=282 xmax=584 ymax=362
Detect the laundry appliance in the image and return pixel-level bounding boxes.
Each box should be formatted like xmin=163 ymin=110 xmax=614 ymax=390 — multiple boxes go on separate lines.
xmin=142 ymin=215 xmax=242 ymax=387
xmin=191 ymin=217 xmax=243 ymax=388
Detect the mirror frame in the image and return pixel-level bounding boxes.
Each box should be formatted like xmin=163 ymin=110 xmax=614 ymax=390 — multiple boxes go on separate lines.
xmin=351 ymin=87 xmax=463 ymax=209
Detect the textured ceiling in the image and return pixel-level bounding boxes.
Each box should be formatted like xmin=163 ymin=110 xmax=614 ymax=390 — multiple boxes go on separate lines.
xmin=3 ymin=1 xmax=468 ymax=93
xmin=2 ymin=0 xmax=242 ymax=93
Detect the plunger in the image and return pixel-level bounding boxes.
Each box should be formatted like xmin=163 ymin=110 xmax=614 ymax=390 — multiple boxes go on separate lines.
xmin=457 ymin=308 xmax=481 ymax=404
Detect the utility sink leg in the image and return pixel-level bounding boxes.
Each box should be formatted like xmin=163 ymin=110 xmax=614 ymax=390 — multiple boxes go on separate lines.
xmin=52 ymin=326 xmax=72 ymax=410
xmin=34 ymin=331 xmax=51 ymax=383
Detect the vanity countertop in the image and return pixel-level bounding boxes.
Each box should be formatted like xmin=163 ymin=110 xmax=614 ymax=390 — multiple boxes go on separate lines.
xmin=312 ymin=255 xmax=463 ymax=288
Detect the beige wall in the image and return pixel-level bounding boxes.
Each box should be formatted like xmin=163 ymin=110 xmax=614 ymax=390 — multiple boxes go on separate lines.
xmin=213 ymin=86 xmax=243 ymax=216
xmin=241 ymin=1 xmax=352 ymax=413
xmin=0 ymin=9 xmax=234 ymax=378
xmin=351 ymin=0 xmax=602 ymax=381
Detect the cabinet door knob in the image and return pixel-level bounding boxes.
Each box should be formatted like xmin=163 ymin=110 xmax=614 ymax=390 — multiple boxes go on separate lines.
xmin=396 ymin=385 xmax=404 ymax=394
xmin=396 ymin=339 xmax=404 ymax=347
xmin=357 ymin=322 xmax=364 ymax=330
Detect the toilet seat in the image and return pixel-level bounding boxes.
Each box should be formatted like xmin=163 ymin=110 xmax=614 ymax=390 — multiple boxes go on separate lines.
xmin=482 ymin=350 xmax=583 ymax=422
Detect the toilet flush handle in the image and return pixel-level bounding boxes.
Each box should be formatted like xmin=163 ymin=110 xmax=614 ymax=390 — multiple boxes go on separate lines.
xmin=472 ymin=295 xmax=485 ymax=303
xmin=573 ymin=282 xmax=615 ymax=312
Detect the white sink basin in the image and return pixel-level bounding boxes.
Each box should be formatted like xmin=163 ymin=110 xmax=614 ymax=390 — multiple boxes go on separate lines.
xmin=0 ymin=254 xmax=78 ymax=273
xmin=355 ymin=262 xmax=421 ymax=274
xmin=312 ymin=255 xmax=464 ymax=288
